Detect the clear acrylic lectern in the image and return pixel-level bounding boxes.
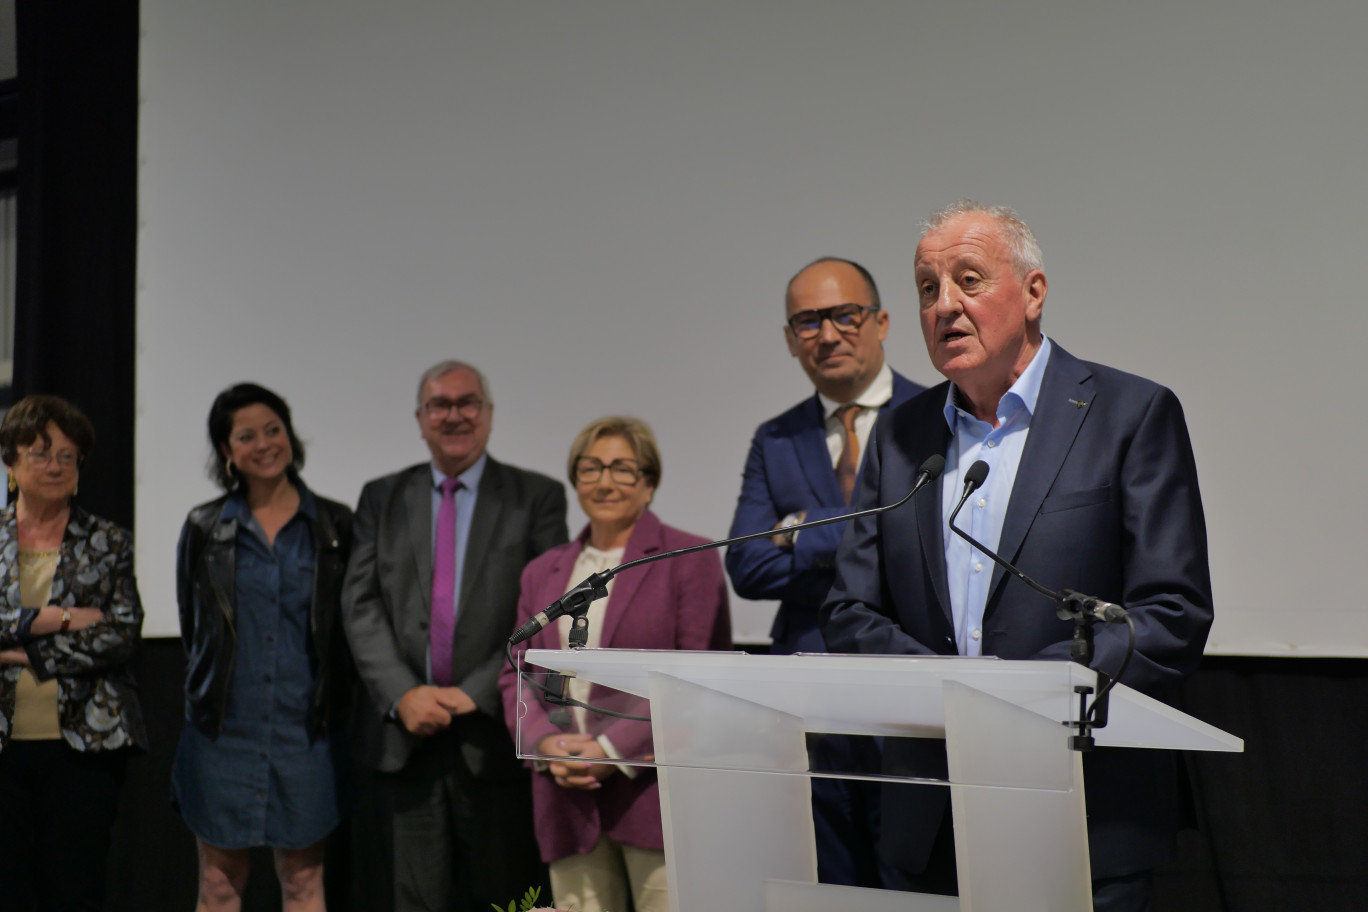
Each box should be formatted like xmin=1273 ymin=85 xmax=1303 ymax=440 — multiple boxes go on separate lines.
xmin=514 ymin=649 xmax=1242 ymax=912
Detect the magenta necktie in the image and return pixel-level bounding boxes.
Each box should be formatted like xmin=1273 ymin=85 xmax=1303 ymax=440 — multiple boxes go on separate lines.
xmin=430 ymin=477 xmax=462 ymax=687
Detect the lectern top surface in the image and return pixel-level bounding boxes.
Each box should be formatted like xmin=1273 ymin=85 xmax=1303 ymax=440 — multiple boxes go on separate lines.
xmin=519 ymin=648 xmax=1242 ymax=752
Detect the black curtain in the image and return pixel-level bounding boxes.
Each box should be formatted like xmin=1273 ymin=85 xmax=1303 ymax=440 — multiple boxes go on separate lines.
xmin=11 ymin=3 xmax=1368 ymax=911
xmin=1161 ymin=657 xmax=1368 ymax=910
xmin=12 ymin=0 xmax=137 ymax=529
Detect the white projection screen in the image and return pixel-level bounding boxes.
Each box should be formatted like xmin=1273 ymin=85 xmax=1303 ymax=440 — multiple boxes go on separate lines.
xmin=136 ymin=2 xmax=1368 ymax=655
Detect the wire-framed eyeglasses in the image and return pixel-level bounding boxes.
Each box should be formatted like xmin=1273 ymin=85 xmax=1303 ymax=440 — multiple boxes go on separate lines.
xmin=421 ymin=396 xmax=486 ymax=421
xmin=574 ymin=458 xmax=645 ymax=486
xmin=17 ymin=448 xmax=81 ymax=471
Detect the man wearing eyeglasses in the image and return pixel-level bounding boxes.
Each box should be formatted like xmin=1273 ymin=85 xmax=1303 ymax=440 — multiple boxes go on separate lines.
xmin=342 ymin=359 xmax=568 ymax=912
xmin=725 ymin=257 xmax=924 ymax=887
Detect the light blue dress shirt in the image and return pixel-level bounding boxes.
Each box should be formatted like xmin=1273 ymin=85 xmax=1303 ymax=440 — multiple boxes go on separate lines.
xmin=939 ymin=336 xmax=1053 ymax=656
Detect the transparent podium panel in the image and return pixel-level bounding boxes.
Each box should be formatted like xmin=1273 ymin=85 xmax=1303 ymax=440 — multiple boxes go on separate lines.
xmin=511 ymin=648 xmax=1241 ymax=912
xmin=512 ymin=649 xmax=1080 ymax=791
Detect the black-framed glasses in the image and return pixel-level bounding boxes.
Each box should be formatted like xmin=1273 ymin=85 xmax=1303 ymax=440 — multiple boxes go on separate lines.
xmin=574 ymin=457 xmax=644 ymax=486
xmin=17 ymin=448 xmax=81 ymax=470
xmin=422 ymin=396 xmax=485 ymax=420
xmin=786 ymin=303 xmax=879 ymax=339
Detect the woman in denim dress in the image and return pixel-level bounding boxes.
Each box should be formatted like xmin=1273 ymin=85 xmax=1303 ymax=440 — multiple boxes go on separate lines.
xmin=173 ymin=384 xmax=354 ymax=912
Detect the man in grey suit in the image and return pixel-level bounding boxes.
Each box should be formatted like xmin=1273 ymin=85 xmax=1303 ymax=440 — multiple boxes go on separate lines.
xmin=342 ymin=360 xmax=568 ymax=912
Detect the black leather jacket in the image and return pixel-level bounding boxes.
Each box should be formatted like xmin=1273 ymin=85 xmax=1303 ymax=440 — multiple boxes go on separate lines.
xmin=176 ymin=488 xmax=354 ymax=738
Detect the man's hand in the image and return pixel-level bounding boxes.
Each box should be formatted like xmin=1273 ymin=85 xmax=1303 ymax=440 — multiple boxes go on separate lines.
xmin=397 ymin=685 xmax=454 ymax=736
xmin=537 ymin=732 xmax=615 ymax=790
xmin=433 ymin=686 xmax=478 ymax=717
xmin=397 ymin=685 xmax=479 ymax=736
xmin=770 ymin=511 xmax=807 ymax=549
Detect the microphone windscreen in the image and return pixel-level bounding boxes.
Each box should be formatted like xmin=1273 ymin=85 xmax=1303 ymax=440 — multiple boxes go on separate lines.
xmin=964 ymin=460 xmax=990 ymax=487
xmin=919 ymin=454 xmax=947 ymax=479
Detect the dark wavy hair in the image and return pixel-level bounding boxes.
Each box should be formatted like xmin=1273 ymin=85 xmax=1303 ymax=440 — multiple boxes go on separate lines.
xmin=0 ymin=395 xmax=96 ymax=468
xmin=206 ymin=383 xmax=306 ymax=490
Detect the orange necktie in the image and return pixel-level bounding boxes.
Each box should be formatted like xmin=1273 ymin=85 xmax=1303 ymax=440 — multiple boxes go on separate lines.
xmin=835 ymin=404 xmax=861 ymax=505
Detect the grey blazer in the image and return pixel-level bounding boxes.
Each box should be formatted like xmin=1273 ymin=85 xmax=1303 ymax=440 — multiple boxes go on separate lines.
xmin=341 ymin=456 xmax=567 ymax=774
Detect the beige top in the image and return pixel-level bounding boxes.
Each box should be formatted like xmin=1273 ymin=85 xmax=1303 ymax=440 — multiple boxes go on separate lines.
xmin=12 ymin=549 xmax=60 ymax=740
xmin=555 ymin=543 xmax=637 ymax=777
xmin=557 ymin=544 xmax=624 ymax=729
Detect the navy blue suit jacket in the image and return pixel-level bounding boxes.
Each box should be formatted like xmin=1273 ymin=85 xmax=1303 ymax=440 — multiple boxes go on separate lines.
xmin=821 ymin=343 xmax=1213 ymax=879
xmin=726 ymin=370 xmax=923 ymax=654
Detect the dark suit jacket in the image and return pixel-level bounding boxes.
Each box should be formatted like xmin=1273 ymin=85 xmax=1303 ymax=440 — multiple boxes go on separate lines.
xmin=498 ymin=509 xmax=732 ymax=862
xmin=821 ymin=343 xmax=1213 ymax=879
xmin=726 ymin=370 xmax=923 ymax=654
xmin=341 ymin=455 xmax=567 ymax=775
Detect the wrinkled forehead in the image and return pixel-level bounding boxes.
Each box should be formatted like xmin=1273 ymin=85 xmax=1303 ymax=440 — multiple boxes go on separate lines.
xmin=915 ymin=214 xmax=1009 ymax=272
xmin=423 ymin=366 xmax=482 ymax=400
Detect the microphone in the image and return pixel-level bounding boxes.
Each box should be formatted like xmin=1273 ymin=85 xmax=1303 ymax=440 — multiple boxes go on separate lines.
xmin=962 ymin=459 xmax=989 ymax=492
xmin=508 ymin=453 xmax=947 ymax=647
xmin=1062 ymin=593 xmax=1128 ymax=624
xmin=508 ymin=574 xmax=610 ymax=647
xmin=946 ymin=460 xmax=1128 ymax=622
xmin=910 ymin=453 xmax=947 ymax=494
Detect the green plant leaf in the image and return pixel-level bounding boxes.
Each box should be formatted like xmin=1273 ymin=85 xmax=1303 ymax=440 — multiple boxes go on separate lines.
xmin=517 ymin=885 xmax=542 ymax=912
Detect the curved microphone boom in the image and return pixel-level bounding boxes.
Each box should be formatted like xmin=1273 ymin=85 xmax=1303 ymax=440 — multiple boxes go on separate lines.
xmin=948 ymin=460 xmax=1130 ymax=624
xmin=946 ymin=459 xmax=1135 ymax=749
xmin=948 ymin=460 xmax=1058 ymax=602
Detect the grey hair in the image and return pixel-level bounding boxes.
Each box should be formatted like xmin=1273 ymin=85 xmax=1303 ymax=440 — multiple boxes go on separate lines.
xmin=415 ymin=360 xmax=491 ymax=407
xmin=921 ymin=200 xmax=1044 ymax=276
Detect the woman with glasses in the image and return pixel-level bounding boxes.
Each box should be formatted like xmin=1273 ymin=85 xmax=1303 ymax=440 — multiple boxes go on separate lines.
xmin=0 ymin=394 xmax=147 ymax=912
xmin=499 ymin=416 xmax=730 ymax=912
xmin=172 ymin=384 xmax=354 ymax=912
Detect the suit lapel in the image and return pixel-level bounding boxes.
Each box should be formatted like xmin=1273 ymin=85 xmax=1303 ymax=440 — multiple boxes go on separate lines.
xmin=795 ymin=395 xmax=844 ymax=506
xmin=908 ymin=399 xmax=955 ymax=626
xmin=402 ymin=468 xmax=434 ymax=616
xmin=459 ymin=458 xmax=505 ymax=615
xmin=888 ymin=370 xmax=921 ymax=409
xmin=529 ymin=540 xmax=579 ymax=647
xmin=598 ymin=510 xmax=663 ymax=646
xmin=0 ymin=509 xmax=20 ymax=610
xmin=48 ymin=507 xmax=93 ymax=606
xmin=987 ymin=348 xmax=1095 ymax=606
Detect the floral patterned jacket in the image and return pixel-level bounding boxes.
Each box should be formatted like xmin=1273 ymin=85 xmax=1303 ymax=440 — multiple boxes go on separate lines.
xmin=0 ymin=503 xmax=148 ymax=752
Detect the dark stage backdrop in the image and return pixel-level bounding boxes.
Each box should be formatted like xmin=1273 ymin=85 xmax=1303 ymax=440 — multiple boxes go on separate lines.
xmin=98 ymin=647 xmax=1368 ymax=912
xmin=11 ymin=3 xmax=1366 ymax=911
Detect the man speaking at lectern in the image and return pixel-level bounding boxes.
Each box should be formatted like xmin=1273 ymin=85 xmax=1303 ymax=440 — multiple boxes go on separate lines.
xmin=820 ymin=201 xmax=1213 ymax=910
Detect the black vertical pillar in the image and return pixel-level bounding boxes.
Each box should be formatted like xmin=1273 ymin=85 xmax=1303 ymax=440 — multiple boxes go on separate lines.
xmin=13 ymin=0 xmax=138 ymax=528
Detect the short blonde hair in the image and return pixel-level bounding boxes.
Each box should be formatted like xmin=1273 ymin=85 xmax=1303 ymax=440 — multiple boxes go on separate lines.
xmin=566 ymin=416 xmax=662 ymax=489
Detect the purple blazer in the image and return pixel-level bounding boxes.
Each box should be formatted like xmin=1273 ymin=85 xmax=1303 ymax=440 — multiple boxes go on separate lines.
xmin=499 ymin=509 xmax=731 ymax=862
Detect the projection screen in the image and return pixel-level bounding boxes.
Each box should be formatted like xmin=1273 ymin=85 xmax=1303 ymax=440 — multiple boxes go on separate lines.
xmin=136 ymin=1 xmax=1368 ymax=655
